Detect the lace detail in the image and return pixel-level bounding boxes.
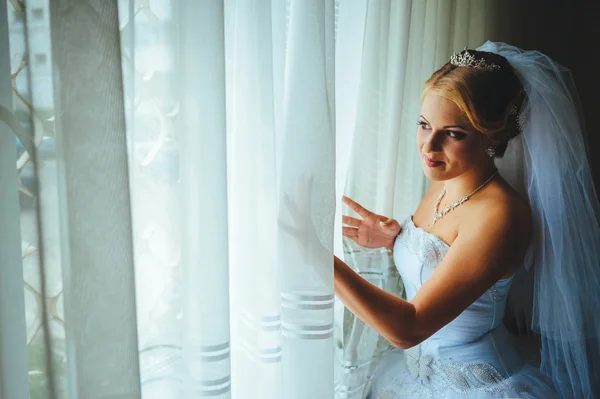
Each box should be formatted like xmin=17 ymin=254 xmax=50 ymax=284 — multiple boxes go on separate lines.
xmin=378 ymin=344 xmax=531 ymax=398
xmin=489 ymin=284 xmax=504 ymax=302
xmin=395 ymin=217 xmax=449 ymax=269
xmin=395 ymin=216 xmax=511 ymax=300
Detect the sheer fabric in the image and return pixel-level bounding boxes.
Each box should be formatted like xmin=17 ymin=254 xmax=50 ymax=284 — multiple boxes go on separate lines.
xmin=2 ymin=0 xmax=336 ymax=398
xmin=335 ymin=1 xmax=502 ymax=397
xmin=480 ymin=41 xmax=600 ymax=398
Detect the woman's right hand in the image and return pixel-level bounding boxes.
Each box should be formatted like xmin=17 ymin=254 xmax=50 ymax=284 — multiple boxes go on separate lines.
xmin=342 ymin=196 xmax=401 ymax=251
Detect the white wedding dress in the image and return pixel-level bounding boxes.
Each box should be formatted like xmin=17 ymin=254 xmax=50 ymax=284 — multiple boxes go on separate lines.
xmin=367 ymin=216 xmax=558 ymax=398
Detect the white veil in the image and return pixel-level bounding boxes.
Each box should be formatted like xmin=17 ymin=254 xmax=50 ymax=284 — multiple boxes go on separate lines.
xmin=478 ymin=41 xmax=600 ymax=398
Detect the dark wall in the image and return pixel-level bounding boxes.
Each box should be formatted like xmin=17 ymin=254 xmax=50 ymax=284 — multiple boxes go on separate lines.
xmin=491 ymin=0 xmax=600 ymax=192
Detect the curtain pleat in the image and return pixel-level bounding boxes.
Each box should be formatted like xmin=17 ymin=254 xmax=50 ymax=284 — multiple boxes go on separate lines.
xmin=335 ymin=2 xmax=412 ymax=397
xmin=452 ymin=0 xmax=470 ymax=49
xmin=467 ymin=0 xmax=486 ymax=48
xmin=226 ymin=1 xmax=281 ymax=398
xmin=120 ymin=0 xmax=183 ymax=396
xmin=333 ymin=0 xmax=368 ymax=260
xmin=49 ymin=0 xmax=141 ymax=397
xmin=177 ymin=1 xmax=231 ymax=397
xmin=277 ymin=1 xmax=336 ymax=398
xmin=336 ymin=1 xmax=501 ymax=397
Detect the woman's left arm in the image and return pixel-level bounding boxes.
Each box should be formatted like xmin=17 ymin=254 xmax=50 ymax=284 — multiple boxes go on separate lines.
xmin=334 ymin=203 xmax=528 ymax=349
xmin=334 ymin=255 xmax=418 ymax=347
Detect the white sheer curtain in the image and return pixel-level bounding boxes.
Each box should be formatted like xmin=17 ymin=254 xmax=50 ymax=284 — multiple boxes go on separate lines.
xmin=1 ymin=1 xmax=509 ymax=398
xmin=2 ymin=0 xmax=335 ymax=398
xmin=334 ymin=1 xmax=501 ymax=397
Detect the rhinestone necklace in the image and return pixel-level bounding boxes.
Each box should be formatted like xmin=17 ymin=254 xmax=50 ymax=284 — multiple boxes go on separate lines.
xmin=431 ymin=170 xmax=499 ymax=226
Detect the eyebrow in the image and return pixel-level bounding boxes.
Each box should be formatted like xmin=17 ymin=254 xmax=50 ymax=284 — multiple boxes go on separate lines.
xmin=419 ymin=115 xmax=469 ymax=131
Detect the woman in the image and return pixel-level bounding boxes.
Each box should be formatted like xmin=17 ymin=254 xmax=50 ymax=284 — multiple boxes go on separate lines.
xmin=335 ymin=43 xmax=600 ymax=398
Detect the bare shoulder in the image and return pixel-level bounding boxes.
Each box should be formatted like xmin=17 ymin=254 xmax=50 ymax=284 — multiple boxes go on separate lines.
xmin=408 ymin=180 xmax=532 ymax=342
xmin=462 ymin=178 xmax=531 ymax=252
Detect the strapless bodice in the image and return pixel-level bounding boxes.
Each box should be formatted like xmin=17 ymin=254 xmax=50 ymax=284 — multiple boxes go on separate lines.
xmin=366 ymin=216 xmax=557 ymax=398
xmin=394 ymin=216 xmax=515 ymax=345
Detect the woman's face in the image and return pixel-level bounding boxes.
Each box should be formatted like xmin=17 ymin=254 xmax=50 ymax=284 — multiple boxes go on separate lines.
xmin=417 ymin=92 xmax=489 ymax=181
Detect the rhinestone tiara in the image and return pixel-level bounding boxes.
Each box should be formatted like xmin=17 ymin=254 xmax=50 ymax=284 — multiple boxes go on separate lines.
xmin=449 ymin=48 xmax=501 ymax=72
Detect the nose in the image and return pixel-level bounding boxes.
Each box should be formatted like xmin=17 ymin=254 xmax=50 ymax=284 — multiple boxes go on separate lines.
xmin=421 ymin=129 xmax=444 ymax=154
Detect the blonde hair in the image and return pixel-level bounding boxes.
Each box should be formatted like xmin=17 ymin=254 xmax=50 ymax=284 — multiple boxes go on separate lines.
xmin=422 ymin=50 xmax=525 ymax=157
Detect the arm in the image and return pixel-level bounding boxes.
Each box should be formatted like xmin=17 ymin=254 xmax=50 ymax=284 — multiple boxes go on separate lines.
xmin=334 ymin=255 xmax=416 ymax=347
xmin=334 ymin=203 xmax=529 ymax=349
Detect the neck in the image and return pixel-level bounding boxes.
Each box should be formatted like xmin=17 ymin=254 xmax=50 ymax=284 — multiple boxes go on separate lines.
xmin=443 ymin=161 xmax=498 ymax=199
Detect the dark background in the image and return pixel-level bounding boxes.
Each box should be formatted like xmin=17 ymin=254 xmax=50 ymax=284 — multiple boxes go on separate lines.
xmin=493 ymin=0 xmax=600 ymax=193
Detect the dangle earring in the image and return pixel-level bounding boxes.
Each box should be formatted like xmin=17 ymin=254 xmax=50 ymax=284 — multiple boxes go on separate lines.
xmin=485 ymin=146 xmax=496 ymax=158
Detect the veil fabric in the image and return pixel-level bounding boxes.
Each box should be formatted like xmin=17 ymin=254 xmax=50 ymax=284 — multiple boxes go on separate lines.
xmin=478 ymin=41 xmax=600 ymax=398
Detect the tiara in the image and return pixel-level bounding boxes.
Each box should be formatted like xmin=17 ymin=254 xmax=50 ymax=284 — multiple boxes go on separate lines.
xmin=449 ymin=48 xmax=501 ymax=72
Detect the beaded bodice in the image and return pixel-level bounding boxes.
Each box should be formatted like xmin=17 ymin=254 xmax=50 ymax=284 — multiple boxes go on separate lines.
xmin=395 ymin=217 xmax=513 ymax=339
xmin=383 ymin=216 xmax=530 ymax=397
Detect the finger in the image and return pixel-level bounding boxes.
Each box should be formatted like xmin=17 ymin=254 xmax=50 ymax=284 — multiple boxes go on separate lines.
xmin=342 ymin=226 xmax=359 ymax=237
xmin=342 ymin=215 xmax=362 ymax=227
xmin=341 ymin=196 xmax=372 ymax=218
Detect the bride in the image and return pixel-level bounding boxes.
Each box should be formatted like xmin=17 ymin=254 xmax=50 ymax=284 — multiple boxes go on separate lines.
xmin=335 ymin=42 xmax=600 ymax=398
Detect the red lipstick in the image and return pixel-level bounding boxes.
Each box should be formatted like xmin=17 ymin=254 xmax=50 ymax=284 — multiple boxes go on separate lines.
xmin=424 ymin=155 xmax=443 ymax=168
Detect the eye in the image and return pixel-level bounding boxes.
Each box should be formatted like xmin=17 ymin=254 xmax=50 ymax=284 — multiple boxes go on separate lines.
xmin=417 ymin=121 xmax=431 ymax=130
xmin=445 ymin=130 xmax=466 ymax=139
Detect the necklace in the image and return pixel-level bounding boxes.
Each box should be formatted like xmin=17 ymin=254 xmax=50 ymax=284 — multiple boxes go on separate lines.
xmin=431 ymin=170 xmax=499 ymax=226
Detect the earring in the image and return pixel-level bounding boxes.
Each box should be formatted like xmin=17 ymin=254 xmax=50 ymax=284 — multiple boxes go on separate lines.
xmin=485 ymin=146 xmax=496 ymax=158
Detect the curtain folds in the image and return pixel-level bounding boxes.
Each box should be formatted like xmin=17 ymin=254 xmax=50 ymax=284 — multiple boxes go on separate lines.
xmin=50 ymin=1 xmax=142 ymax=397
xmin=1 ymin=1 xmax=507 ymax=398
xmin=3 ymin=0 xmax=336 ymax=398
xmin=335 ymin=1 xmax=500 ymax=397
xmin=276 ymin=1 xmax=336 ymax=397
xmin=177 ymin=2 xmax=231 ymax=397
